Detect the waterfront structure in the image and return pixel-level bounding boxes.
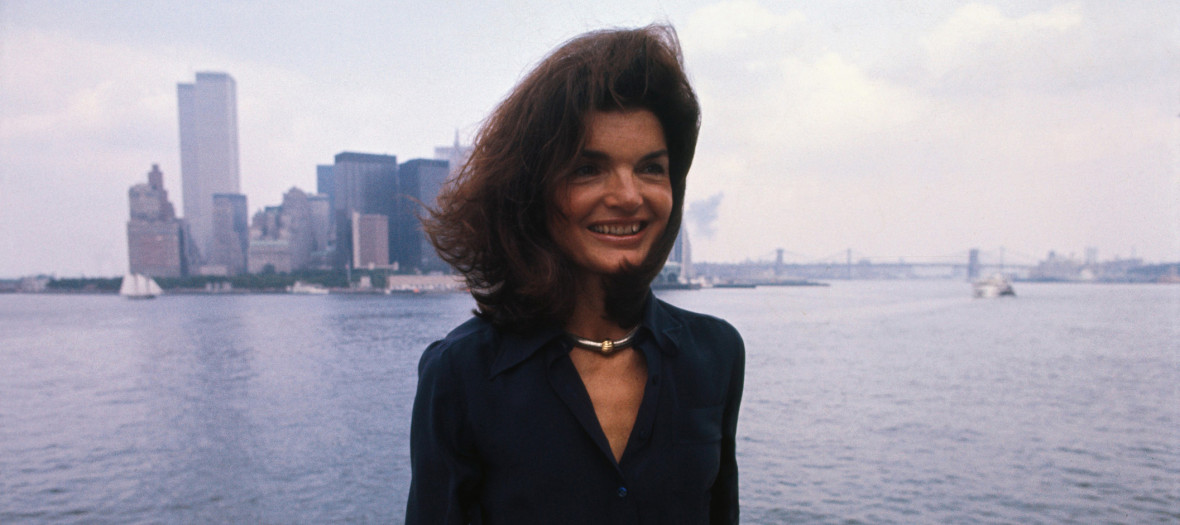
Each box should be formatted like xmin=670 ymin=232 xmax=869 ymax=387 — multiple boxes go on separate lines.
xmin=208 ymin=193 xmax=248 ymax=276
xmin=178 ymin=72 xmax=240 ymax=264
xmin=1029 ymin=249 xmax=1145 ymax=282
xmin=126 ymin=164 xmax=196 ymax=277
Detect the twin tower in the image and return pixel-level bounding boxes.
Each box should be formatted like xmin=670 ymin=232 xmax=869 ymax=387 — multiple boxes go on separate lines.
xmin=126 ymin=72 xmax=239 ymax=278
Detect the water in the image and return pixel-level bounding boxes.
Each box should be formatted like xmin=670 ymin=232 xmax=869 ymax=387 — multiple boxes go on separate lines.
xmin=1 ymin=282 xmax=1176 ymax=524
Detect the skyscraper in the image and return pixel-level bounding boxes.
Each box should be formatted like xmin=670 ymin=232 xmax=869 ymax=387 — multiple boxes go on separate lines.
xmin=670 ymin=229 xmax=693 ymax=280
xmin=331 ymin=152 xmax=398 ymax=269
xmin=400 ymin=158 xmax=450 ymax=272
xmin=316 ymin=164 xmax=335 ymax=205
xmin=178 ymin=72 xmax=240 ymax=265
xmin=127 ymin=164 xmax=197 ymax=277
xmin=209 ymin=193 xmax=249 ymax=275
xmin=433 ymin=131 xmax=473 ymax=177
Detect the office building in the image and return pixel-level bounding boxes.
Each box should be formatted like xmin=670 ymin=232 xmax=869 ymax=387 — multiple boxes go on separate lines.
xmin=247 ymin=206 xmax=286 ymax=274
xmin=126 ymin=164 xmax=197 ymax=277
xmin=317 ymin=164 xmax=334 ymax=204
xmin=400 ymin=158 xmax=450 ymax=272
xmin=670 ymin=229 xmax=693 ymax=280
xmin=307 ymin=193 xmax=332 ymax=267
xmin=246 ymin=188 xmax=314 ymax=274
xmin=352 ymin=212 xmax=390 ymax=269
xmin=434 ymin=132 xmax=473 ymax=177
xmin=206 ymin=193 xmax=248 ymax=275
xmin=178 ymin=72 xmax=240 ymax=263
xmin=331 ymin=152 xmax=397 ymax=269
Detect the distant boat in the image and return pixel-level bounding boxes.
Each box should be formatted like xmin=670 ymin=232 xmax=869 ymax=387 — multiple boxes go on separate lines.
xmin=120 ymin=273 xmax=163 ymax=299
xmin=713 ymin=282 xmax=758 ymax=289
xmin=650 ymin=281 xmax=701 ymax=290
xmin=973 ymin=273 xmax=1015 ymax=298
xmin=288 ymin=281 xmax=330 ymax=295
xmin=753 ymin=279 xmax=830 ymax=287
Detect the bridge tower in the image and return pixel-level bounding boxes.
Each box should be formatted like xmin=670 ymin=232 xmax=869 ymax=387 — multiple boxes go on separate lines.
xmin=968 ymin=248 xmax=981 ymax=280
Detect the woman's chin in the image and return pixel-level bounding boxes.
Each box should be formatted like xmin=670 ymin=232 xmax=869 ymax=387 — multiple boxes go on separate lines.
xmin=572 ymin=252 xmax=654 ymax=279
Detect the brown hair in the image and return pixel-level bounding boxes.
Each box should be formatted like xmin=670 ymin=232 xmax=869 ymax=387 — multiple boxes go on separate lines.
xmin=424 ymin=25 xmax=700 ymax=332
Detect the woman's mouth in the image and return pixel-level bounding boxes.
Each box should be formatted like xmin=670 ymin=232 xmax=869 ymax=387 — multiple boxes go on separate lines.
xmin=589 ymin=222 xmax=644 ymax=236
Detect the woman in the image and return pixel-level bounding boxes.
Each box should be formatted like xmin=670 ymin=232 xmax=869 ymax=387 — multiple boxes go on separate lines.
xmin=408 ymin=25 xmax=744 ymax=525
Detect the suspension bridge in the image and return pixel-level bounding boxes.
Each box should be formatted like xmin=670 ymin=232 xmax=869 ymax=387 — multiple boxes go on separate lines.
xmin=694 ymin=247 xmax=1038 ymax=281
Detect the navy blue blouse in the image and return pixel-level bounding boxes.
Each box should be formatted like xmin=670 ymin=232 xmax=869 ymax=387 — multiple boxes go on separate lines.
xmin=406 ymin=294 xmax=745 ymax=524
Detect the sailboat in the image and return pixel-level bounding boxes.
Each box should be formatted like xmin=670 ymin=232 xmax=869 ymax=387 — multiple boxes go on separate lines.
xmin=120 ymin=273 xmax=163 ymax=299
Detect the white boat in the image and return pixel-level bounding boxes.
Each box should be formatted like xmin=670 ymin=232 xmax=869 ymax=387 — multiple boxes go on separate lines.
xmin=973 ymin=273 xmax=1015 ymax=298
xmin=120 ymin=273 xmax=163 ymax=299
xmin=288 ymin=281 xmax=330 ymax=295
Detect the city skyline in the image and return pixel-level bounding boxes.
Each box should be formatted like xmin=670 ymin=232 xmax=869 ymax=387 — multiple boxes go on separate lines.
xmin=1 ymin=1 xmax=1176 ymax=277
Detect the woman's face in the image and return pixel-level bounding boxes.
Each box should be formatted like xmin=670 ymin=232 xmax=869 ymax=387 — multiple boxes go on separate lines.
xmin=549 ymin=109 xmax=674 ymax=279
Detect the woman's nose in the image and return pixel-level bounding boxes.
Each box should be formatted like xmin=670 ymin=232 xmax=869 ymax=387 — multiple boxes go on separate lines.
xmin=605 ymin=170 xmax=643 ymax=210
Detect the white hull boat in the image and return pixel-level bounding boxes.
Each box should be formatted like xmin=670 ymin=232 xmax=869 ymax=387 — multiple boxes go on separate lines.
xmin=973 ymin=274 xmax=1015 ymax=298
xmin=289 ymin=281 xmax=330 ymax=294
xmin=120 ymin=273 xmax=163 ymax=299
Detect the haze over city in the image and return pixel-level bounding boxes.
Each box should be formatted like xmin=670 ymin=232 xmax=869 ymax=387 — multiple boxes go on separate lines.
xmin=1 ymin=1 xmax=1176 ymax=278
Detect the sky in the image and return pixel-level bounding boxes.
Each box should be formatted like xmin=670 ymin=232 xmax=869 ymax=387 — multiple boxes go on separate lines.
xmin=1 ymin=1 xmax=1177 ymax=277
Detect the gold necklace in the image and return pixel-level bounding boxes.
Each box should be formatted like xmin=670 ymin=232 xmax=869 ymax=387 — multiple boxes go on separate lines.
xmin=566 ymin=326 xmax=640 ymax=355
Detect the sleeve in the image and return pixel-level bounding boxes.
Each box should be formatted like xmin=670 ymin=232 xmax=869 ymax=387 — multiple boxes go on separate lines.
xmin=710 ymin=326 xmax=745 ymax=525
xmin=405 ymin=342 xmax=482 ymax=525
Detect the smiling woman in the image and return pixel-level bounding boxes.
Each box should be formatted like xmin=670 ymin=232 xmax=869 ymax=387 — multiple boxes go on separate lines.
xmin=409 ymin=25 xmax=745 ymax=525
xmin=549 ymin=109 xmax=673 ymax=281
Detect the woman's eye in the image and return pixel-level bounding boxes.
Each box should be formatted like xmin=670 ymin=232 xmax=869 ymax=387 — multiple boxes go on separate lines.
xmin=640 ymin=163 xmax=668 ymax=175
xmin=572 ymin=164 xmax=599 ymax=177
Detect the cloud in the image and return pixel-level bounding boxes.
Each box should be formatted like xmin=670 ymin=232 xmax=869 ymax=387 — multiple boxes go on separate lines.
xmin=678 ymin=2 xmax=1177 ymax=264
xmin=681 ymin=0 xmax=805 ymax=51
xmin=0 ymin=29 xmax=183 ymax=165
xmin=927 ymin=3 xmax=1083 ymax=56
xmin=686 ymin=192 xmax=724 ymax=238
xmin=0 ymin=29 xmax=199 ymax=276
xmin=922 ymin=3 xmax=1087 ymax=94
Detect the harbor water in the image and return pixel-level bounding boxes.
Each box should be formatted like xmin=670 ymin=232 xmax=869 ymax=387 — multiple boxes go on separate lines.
xmin=1 ymin=282 xmax=1176 ymax=523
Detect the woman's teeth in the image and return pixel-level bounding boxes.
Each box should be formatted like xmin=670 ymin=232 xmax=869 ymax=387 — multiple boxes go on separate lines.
xmin=590 ymin=223 xmax=642 ymax=235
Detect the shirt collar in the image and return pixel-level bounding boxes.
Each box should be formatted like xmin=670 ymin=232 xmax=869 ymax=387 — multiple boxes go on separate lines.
xmin=487 ymin=291 xmax=685 ymax=379
xmin=642 ymin=291 xmax=684 ymax=358
xmin=488 ymin=324 xmax=564 ymax=379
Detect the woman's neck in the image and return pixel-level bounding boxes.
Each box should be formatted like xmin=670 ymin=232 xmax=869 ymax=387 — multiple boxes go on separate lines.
xmin=564 ymin=275 xmax=631 ymax=341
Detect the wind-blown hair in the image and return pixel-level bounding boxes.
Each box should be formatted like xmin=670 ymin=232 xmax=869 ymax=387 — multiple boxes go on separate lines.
xmin=424 ymin=25 xmax=700 ymax=332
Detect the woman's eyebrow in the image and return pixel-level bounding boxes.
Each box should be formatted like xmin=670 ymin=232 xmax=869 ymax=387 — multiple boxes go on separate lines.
xmin=580 ymin=149 xmax=669 ymax=161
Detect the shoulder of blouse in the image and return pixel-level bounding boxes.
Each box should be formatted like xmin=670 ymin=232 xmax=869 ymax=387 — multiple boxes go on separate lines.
xmin=648 ymin=297 xmax=744 ymax=358
xmin=416 ymin=316 xmax=498 ymax=378
xmin=418 ymin=315 xmax=567 ymax=381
